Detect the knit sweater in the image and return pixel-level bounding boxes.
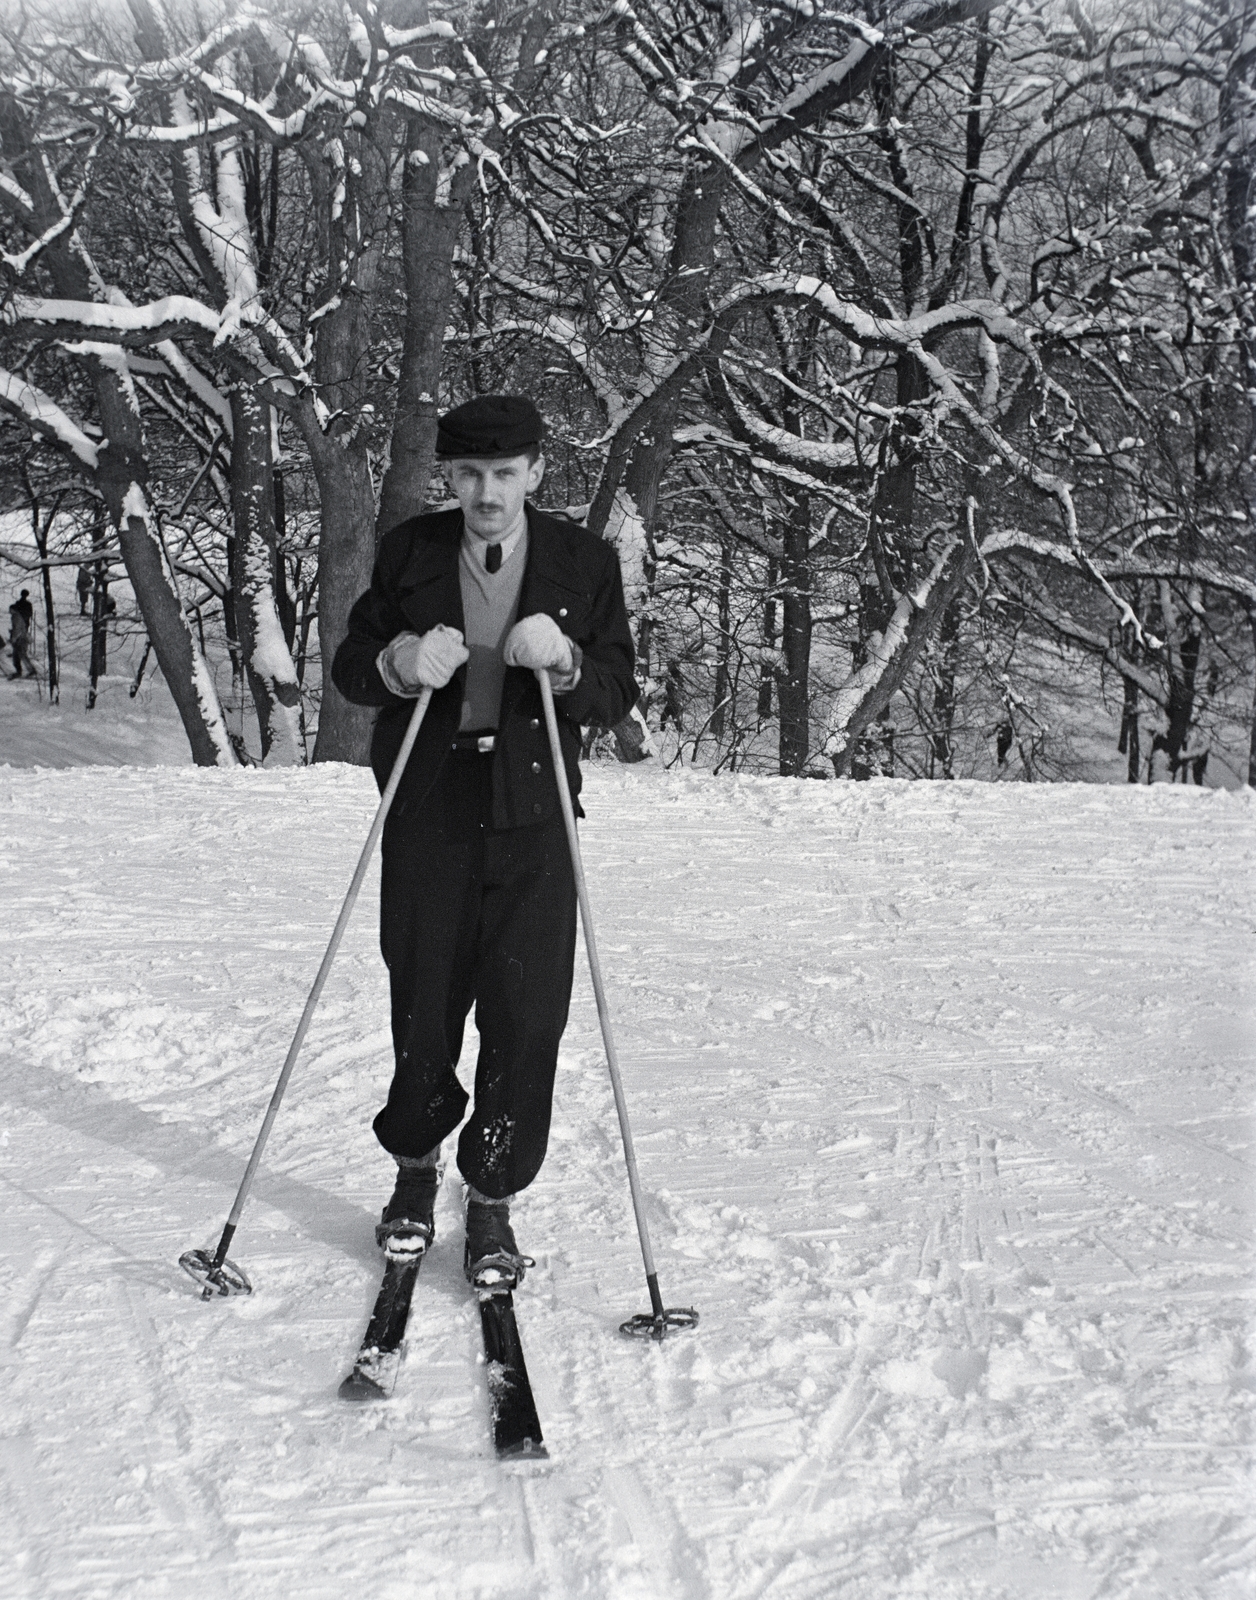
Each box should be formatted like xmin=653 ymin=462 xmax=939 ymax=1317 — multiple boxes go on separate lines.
xmin=458 ymin=532 xmax=527 ymax=731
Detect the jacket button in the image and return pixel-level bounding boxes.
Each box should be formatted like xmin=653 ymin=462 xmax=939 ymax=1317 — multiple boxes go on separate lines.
xmin=558 ymin=607 xmax=568 ymax=617
xmin=533 ymin=803 xmax=542 ymax=815
xmin=531 ymin=761 xmax=541 ymax=774
xmin=530 ymin=718 xmax=539 ymax=729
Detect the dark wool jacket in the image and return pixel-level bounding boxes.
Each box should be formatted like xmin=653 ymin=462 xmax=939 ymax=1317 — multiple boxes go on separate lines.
xmin=331 ymin=505 xmax=639 ymax=829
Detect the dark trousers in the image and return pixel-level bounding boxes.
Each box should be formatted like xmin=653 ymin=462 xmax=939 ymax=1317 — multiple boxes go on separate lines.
xmin=374 ymin=748 xmax=577 ymax=1198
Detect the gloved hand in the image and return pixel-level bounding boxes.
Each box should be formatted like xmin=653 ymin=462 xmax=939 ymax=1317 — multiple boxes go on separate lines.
xmin=377 ymin=625 xmax=468 ymax=696
xmin=503 ymin=614 xmax=582 ymax=692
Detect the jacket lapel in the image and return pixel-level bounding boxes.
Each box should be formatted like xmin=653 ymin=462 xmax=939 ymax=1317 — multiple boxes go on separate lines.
xmin=517 ymin=507 xmax=568 ymax=614
xmin=397 ymin=511 xmax=465 ymax=638
xmin=500 ymin=506 xmax=573 ymax=721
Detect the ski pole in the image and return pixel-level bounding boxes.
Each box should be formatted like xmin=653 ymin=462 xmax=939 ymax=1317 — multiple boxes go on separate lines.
xmin=536 ymin=669 xmax=697 ymax=1341
xmin=181 ymin=687 xmax=434 ymax=1300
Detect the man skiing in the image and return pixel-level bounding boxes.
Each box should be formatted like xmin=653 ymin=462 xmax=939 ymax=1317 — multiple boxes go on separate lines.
xmin=332 ymin=395 xmax=638 ymax=1290
xmin=8 ymin=590 xmax=35 ymax=679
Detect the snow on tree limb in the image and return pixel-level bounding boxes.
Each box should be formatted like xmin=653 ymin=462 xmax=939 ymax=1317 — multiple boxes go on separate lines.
xmin=117 ymin=482 xmax=238 ymax=767
xmin=715 ymin=274 xmax=1033 ymax=352
xmin=5 ymin=291 xmax=328 ymax=426
xmin=5 ymin=291 xmax=221 ymax=339
xmin=909 ymin=343 xmax=1158 ymax=646
xmin=123 ymin=108 xmax=248 ymax=146
xmin=822 ymin=531 xmax=964 ymax=757
xmin=978 ymin=530 xmax=1256 ymax=608
xmin=2 ymin=138 xmax=99 ymax=275
xmin=0 ymin=170 xmax=35 ymax=218
xmin=748 ymin=0 xmax=1002 ymax=156
xmin=0 ymin=366 xmax=101 ymax=467
xmin=59 ymin=340 xmax=142 ymax=415
xmin=153 ymin=341 xmax=233 ymax=436
xmin=1010 ymin=573 xmax=1172 ymax=712
xmin=714 ymin=362 xmax=858 ymax=471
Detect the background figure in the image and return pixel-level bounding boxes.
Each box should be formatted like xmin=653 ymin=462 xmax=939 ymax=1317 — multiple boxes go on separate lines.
xmin=8 ymin=590 xmax=36 ymax=679
xmin=76 ymin=566 xmax=92 ymax=615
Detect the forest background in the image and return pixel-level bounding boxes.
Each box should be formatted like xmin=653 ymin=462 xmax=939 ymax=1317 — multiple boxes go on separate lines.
xmin=1 ymin=0 xmax=1252 ymax=786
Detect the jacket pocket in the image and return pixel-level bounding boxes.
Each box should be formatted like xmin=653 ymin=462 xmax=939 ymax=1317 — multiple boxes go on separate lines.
xmin=526 ymin=575 xmax=592 ymax=639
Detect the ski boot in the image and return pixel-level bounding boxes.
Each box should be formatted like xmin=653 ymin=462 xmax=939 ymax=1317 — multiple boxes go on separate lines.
xmin=464 ymin=1196 xmax=534 ymax=1290
xmin=375 ymin=1160 xmax=440 ymax=1262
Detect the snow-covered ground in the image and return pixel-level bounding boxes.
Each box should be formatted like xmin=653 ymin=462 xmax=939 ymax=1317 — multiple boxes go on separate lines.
xmin=1 ymin=763 xmax=1252 ymax=1600
xmin=0 ymin=577 xmax=197 ymax=770
xmin=0 ymin=665 xmax=193 ymax=769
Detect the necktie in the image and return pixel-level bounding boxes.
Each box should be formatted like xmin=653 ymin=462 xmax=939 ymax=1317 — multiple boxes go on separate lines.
xmin=485 ymin=543 xmax=502 ymax=574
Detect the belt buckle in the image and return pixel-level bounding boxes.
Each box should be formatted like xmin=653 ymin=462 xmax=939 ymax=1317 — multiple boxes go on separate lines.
xmin=477 ymin=734 xmax=496 ymax=754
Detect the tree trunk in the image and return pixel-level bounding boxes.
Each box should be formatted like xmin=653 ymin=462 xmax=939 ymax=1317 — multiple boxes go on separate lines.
xmin=759 ymin=557 xmax=777 ymax=719
xmin=87 ymin=582 xmax=106 ymax=710
xmin=227 ymin=385 xmax=303 ymax=764
xmin=375 ymin=113 xmax=468 ymax=535
xmin=86 ymin=517 xmax=107 ymax=709
xmin=1157 ymin=578 xmax=1202 ymax=776
xmin=711 ymin=535 xmax=733 ymax=744
xmin=587 ymin=152 xmax=728 ymax=648
xmin=928 ymin=596 xmax=960 ymax=778
xmin=274 ymin=469 xmax=296 ymax=651
xmin=31 ymin=508 xmax=58 ymax=704
xmin=302 ymin=80 xmax=398 ymax=765
xmin=778 ymin=495 xmax=812 ymax=775
xmin=221 ymin=545 xmax=245 ymax=750
xmin=1119 ymin=673 xmax=1141 ymax=784
xmin=93 ymin=387 xmax=236 ymax=764
xmin=621 ymin=450 xmax=665 ymax=690
xmin=308 ymin=438 xmax=379 ymax=764
xmin=859 ymin=353 xmax=928 ymax=659
xmin=830 ymin=523 xmax=976 ymax=777
xmin=1247 ymin=603 xmax=1256 ymax=789
xmin=130 ymin=638 xmax=151 ymax=699
xmin=1220 ymin=14 xmax=1256 ymax=783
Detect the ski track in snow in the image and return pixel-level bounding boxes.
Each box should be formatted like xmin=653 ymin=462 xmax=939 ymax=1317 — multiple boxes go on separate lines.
xmin=0 ymin=763 xmax=1253 ymax=1600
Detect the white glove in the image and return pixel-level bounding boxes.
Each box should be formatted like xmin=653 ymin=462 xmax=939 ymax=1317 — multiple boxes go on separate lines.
xmin=503 ymin=614 xmax=581 ymax=692
xmin=377 ymin=625 xmax=468 ymax=695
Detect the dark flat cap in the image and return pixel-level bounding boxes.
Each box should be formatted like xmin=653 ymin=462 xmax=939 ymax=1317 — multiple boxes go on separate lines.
xmin=435 ymin=394 xmax=544 ymax=459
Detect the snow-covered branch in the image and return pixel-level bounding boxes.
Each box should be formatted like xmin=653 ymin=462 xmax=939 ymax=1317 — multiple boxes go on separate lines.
xmin=0 ymin=366 xmax=101 ymax=468
xmin=715 ymin=274 xmax=1034 ymax=354
xmin=5 ymin=291 xmax=221 ymax=341
xmin=2 ymin=138 xmax=100 ymax=275
xmin=822 ymin=531 xmax=965 ymax=757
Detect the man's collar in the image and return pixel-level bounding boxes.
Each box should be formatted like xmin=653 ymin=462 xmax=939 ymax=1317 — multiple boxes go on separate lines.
xmin=461 ymin=518 xmax=526 ymax=570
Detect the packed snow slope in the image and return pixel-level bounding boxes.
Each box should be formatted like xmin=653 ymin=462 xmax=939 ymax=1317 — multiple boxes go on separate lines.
xmin=1 ymin=764 xmax=1252 ymax=1600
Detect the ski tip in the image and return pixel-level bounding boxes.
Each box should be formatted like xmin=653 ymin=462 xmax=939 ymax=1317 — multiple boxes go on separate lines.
xmin=497 ymin=1436 xmax=548 ymax=1462
xmin=338 ymin=1368 xmax=389 ymax=1403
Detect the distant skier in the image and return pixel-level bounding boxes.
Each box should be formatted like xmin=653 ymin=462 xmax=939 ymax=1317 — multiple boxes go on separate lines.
xmin=8 ymin=591 xmax=36 ymax=679
xmin=332 ymin=395 xmax=638 ymax=1289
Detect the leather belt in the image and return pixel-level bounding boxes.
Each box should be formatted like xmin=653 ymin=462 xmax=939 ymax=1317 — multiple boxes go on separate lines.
xmin=452 ymin=731 xmax=497 ymax=753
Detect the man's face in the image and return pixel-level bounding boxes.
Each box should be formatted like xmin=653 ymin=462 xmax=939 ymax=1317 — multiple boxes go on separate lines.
xmin=444 ymin=453 xmax=545 ymax=541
